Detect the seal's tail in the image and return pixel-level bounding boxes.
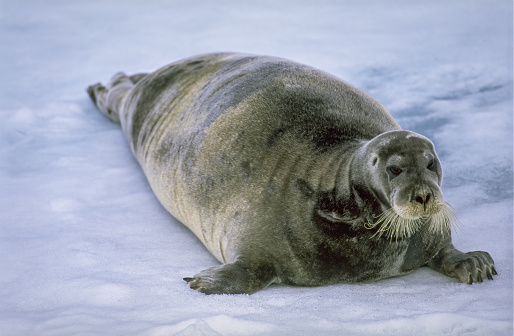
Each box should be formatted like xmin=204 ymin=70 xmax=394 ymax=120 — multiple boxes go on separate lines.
xmin=87 ymin=72 xmax=148 ymax=123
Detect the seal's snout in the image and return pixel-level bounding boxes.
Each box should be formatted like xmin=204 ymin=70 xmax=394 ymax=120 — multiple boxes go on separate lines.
xmin=406 ymin=182 xmax=439 ymax=214
xmin=390 ymin=184 xmax=442 ymax=221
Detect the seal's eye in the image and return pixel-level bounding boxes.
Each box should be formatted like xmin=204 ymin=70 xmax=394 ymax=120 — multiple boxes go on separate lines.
xmin=389 ymin=166 xmax=402 ymax=176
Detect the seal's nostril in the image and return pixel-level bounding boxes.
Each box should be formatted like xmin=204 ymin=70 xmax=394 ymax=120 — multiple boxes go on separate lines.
xmin=416 ymin=196 xmax=424 ymax=204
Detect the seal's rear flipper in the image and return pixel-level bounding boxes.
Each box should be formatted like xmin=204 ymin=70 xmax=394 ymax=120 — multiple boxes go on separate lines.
xmin=86 ymin=72 xmax=135 ymax=124
xmin=129 ymin=73 xmax=148 ymax=84
xmin=184 ymin=260 xmax=277 ymax=295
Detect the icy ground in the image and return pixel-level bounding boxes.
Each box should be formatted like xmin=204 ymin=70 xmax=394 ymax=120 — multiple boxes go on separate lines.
xmin=0 ymin=0 xmax=512 ymax=335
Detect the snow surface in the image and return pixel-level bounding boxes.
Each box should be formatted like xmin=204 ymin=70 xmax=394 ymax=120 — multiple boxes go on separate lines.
xmin=1 ymin=0 xmax=512 ymax=335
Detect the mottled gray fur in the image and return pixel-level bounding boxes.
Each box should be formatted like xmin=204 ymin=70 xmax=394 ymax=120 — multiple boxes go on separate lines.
xmin=87 ymin=53 xmax=496 ymax=294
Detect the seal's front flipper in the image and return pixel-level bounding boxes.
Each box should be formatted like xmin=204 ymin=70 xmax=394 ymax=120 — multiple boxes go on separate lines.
xmin=184 ymin=260 xmax=276 ymax=294
xmin=427 ymin=245 xmax=497 ymax=284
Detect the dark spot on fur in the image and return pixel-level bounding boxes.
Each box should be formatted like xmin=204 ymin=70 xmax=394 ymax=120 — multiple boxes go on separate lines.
xmin=316 ymin=241 xmax=353 ymax=270
xmin=241 ymin=161 xmax=252 ymax=181
xmin=314 ymin=127 xmax=354 ymax=150
xmin=267 ymin=129 xmax=285 ymax=147
xmin=315 ymin=238 xmax=385 ymax=282
xmin=296 ymin=178 xmax=314 ymax=198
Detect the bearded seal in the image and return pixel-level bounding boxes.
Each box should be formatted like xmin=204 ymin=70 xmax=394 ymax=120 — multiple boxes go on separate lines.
xmin=87 ymin=53 xmax=496 ymax=294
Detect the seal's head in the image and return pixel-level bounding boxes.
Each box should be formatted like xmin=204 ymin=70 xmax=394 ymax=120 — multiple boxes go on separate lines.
xmin=355 ymin=130 xmax=458 ymax=240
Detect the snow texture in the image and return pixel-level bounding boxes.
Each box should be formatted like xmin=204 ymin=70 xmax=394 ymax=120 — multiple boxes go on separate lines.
xmin=0 ymin=0 xmax=512 ymax=335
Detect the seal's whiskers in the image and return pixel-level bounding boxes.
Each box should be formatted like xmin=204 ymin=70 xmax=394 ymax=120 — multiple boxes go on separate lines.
xmin=365 ymin=202 xmax=461 ymax=241
xmin=365 ymin=208 xmax=424 ymax=241
xmin=427 ymin=202 xmax=462 ymax=238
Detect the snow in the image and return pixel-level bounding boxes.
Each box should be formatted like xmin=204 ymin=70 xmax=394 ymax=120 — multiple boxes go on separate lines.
xmin=0 ymin=0 xmax=512 ymax=335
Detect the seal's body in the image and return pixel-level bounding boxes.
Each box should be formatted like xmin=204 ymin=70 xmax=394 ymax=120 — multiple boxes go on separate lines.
xmin=88 ymin=53 xmax=496 ymax=294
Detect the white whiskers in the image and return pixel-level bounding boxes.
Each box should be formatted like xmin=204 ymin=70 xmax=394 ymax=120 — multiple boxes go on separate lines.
xmin=365 ymin=202 xmax=461 ymax=241
xmin=427 ymin=202 xmax=462 ymax=238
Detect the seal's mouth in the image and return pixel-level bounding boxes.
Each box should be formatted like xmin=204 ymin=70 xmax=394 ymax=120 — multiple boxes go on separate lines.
xmin=364 ymin=202 xmax=460 ymax=241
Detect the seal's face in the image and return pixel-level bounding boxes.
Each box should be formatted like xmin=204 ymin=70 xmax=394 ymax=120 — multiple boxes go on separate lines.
xmin=376 ymin=133 xmax=442 ymax=219
xmin=362 ymin=131 xmax=456 ymax=239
